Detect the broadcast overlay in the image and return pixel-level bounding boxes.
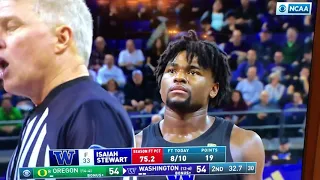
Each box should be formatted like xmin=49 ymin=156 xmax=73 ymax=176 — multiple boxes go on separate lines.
xmin=18 ymin=146 xmax=257 ymax=179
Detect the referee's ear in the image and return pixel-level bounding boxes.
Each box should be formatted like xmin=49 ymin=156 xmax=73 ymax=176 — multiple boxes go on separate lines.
xmin=54 ymin=25 xmax=73 ymax=55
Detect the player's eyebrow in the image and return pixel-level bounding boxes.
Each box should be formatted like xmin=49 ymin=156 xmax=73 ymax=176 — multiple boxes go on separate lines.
xmin=189 ymin=65 xmax=201 ymax=70
xmin=168 ymin=62 xmax=202 ymax=70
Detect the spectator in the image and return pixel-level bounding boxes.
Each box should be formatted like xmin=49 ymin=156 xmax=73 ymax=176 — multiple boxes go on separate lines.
xmin=211 ymin=0 xmax=224 ymax=31
xmin=144 ymin=38 xmax=166 ymax=89
xmin=234 ymin=0 xmax=258 ymax=32
xmin=89 ymin=36 xmax=114 ymax=67
xmin=151 ymin=105 xmax=165 ymax=124
xmin=175 ymin=0 xmax=195 ymax=31
xmin=0 ymin=98 xmax=23 ymax=136
xmin=293 ymin=49 xmax=312 ymax=75
xmin=253 ymin=29 xmax=277 ymax=66
xmin=150 ymin=0 xmax=174 ymax=28
xmin=270 ymin=138 xmax=298 ymax=165
xmin=220 ymin=10 xmax=241 ymax=42
xmin=304 ymin=32 xmax=314 ymax=52
xmin=118 ymin=39 xmax=145 ymax=75
xmin=236 ymin=66 xmax=264 ymax=106
xmin=282 ymin=27 xmax=303 ymax=65
xmin=99 ymin=2 xmax=125 ymax=39
xmin=287 ymin=67 xmax=310 ymax=99
xmin=137 ymin=2 xmax=152 ymax=20
xmin=260 ymin=0 xmax=283 ymax=32
xmin=236 ymin=49 xmax=265 ymax=81
xmin=223 ymin=90 xmax=248 ymax=124
xmin=89 ymin=69 xmax=97 ymax=82
xmin=102 ymin=79 xmax=125 ymax=105
xmin=199 ymin=11 xmax=218 ymax=43
xmin=140 ymin=99 xmax=158 ymax=128
xmin=267 ymin=51 xmax=291 ymax=81
xmin=280 ymin=1 xmax=304 ymax=32
xmin=224 ymin=30 xmax=250 ymax=68
xmin=124 ymin=70 xmax=152 ymax=111
xmin=97 ymin=54 xmax=126 ymax=87
xmin=15 ymin=97 xmax=34 ymax=116
xmin=304 ymin=15 xmax=314 ymax=32
xmin=146 ymin=38 xmax=165 ymax=72
xmin=251 ymin=91 xmax=279 ymax=130
xmin=264 ymin=72 xmax=286 ymax=105
xmin=284 ymin=92 xmax=307 ymax=124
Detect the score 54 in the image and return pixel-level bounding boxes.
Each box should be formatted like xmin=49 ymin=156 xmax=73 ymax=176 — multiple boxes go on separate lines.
xmin=108 ymin=167 xmax=120 ymax=176
xmin=196 ymin=165 xmax=207 ymax=174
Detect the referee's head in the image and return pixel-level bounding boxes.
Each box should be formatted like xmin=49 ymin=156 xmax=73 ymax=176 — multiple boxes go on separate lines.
xmin=0 ymin=0 xmax=93 ymax=103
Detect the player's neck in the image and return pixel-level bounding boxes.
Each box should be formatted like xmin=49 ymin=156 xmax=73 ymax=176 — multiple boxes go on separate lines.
xmin=162 ymin=106 xmax=212 ymax=134
xmin=31 ymin=60 xmax=89 ymax=105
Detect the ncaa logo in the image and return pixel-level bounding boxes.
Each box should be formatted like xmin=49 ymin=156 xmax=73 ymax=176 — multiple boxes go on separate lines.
xmin=276 ymin=2 xmax=312 ymax=15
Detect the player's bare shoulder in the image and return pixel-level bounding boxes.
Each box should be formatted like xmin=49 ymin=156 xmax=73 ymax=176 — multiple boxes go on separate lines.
xmin=135 ymin=131 xmax=143 ymax=148
xmin=231 ymin=125 xmax=263 ymax=148
xmin=230 ymin=125 xmax=265 ymax=162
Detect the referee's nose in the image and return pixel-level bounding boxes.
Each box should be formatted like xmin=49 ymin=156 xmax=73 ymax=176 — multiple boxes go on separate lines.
xmin=0 ymin=38 xmax=5 ymax=49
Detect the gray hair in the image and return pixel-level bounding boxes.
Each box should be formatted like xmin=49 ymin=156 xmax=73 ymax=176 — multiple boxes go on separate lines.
xmin=33 ymin=0 xmax=93 ymax=66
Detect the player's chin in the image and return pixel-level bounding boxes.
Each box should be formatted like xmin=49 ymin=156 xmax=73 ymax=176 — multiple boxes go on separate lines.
xmin=167 ymin=94 xmax=189 ymax=102
xmin=167 ymin=96 xmax=189 ymax=104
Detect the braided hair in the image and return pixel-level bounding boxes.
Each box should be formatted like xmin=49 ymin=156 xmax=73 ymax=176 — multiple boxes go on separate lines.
xmin=154 ymin=30 xmax=231 ymax=107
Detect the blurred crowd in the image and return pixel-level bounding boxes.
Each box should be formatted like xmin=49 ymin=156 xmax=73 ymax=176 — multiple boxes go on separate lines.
xmin=0 ymin=0 xmax=313 ymax=150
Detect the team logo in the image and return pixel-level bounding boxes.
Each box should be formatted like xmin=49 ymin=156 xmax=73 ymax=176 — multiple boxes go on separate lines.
xmin=52 ymin=150 xmax=76 ymax=165
xmin=127 ymin=168 xmax=137 ymax=175
xmin=22 ymin=170 xmax=31 ymax=178
xmin=37 ymin=169 xmax=48 ymax=177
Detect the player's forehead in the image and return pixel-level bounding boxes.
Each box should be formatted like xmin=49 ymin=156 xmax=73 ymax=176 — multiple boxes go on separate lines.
xmin=168 ymin=51 xmax=201 ymax=68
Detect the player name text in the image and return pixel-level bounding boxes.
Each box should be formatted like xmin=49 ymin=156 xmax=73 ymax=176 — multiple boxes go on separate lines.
xmin=96 ymin=151 xmax=118 ymax=157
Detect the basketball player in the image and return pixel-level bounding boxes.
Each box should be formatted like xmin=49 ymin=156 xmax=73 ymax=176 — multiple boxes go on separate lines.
xmin=0 ymin=0 xmax=134 ymax=179
xmin=135 ymin=30 xmax=265 ymax=180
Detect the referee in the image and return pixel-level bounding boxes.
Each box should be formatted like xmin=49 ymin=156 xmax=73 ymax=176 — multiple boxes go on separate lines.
xmin=0 ymin=0 xmax=134 ymax=179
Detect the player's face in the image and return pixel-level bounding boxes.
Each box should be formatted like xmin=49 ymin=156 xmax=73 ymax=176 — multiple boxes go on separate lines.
xmin=0 ymin=0 xmax=56 ymax=96
xmin=160 ymin=51 xmax=219 ymax=113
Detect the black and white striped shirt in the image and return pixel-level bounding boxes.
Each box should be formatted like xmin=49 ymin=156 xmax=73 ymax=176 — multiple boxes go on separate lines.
xmin=6 ymin=76 xmax=134 ymax=180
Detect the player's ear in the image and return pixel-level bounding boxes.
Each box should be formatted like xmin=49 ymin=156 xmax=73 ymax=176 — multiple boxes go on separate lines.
xmin=54 ymin=25 xmax=73 ymax=55
xmin=209 ymin=83 xmax=219 ymax=98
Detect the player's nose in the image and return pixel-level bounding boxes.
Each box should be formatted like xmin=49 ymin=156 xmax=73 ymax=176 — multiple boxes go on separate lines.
xmin=173 ymin=71 xmax=187 ymax=84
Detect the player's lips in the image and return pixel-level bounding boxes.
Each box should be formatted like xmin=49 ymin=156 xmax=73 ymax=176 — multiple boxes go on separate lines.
xmin=169 ymin=85 xmax=189 ymax=94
